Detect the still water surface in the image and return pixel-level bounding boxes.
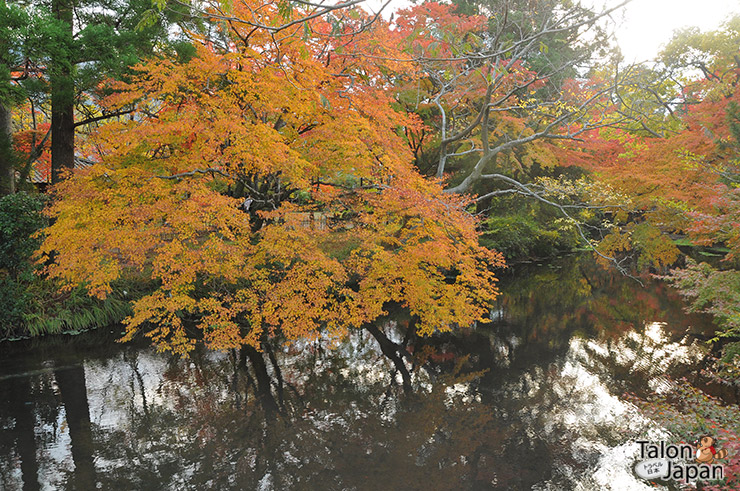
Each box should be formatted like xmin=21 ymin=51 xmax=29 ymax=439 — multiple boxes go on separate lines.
xmin=0 ymin=256 xmax=723 ymax=490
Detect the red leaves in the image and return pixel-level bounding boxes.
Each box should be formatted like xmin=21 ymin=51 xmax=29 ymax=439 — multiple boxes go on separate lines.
xmin=13 ymin=123 xmax=51 ymax=183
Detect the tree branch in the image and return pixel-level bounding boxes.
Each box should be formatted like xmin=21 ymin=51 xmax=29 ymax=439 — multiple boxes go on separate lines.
xmin=477 ymin=173 xmax=643 ymax=285
xmin=156 ymin=167 xmax=231 ymax=180
xmin=74 ymin=109 xmax=135 ymax=128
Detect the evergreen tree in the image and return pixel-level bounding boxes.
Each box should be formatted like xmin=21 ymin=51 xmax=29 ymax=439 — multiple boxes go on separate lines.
xmin=2 ymin=0 xmax=196 ymax=187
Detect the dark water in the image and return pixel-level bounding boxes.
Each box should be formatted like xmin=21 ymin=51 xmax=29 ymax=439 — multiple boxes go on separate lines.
xmin=0 ymin=256 xmax=725 ymax=490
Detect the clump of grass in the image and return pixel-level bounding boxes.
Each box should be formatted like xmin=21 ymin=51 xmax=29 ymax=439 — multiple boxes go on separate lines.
xmin=23 ymin=290 xmax=132 ymax=337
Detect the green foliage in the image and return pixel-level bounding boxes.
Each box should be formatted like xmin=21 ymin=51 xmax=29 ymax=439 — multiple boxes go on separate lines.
xmin=476 ymin=173 xmax=610 ymax=260
xmin=70 ymin=0 xmax=192 ymax=94
xmin=709 ymin=341 xmax=740 ymax=383
xmin=1 ymin=277 xmax=133 ymax=340
xmin=720 ymin=341 xmax=740 ymax=366
xmin=3 ymin=0 xmax=200 ymax=142
xmin=172 ymin=41 xmax=197 ymax=64
xmin=0 ymin=276 xmax=33 ymax=337
xmin=0 ymin=192 xmax=45 ymax=278
xmin=22 ymin=283 xmax=131 ymax=337
xmin=663 ymin=260 xmax=740 ymax=340
xmin=0 ymin=1 xmax=31 ymax=105
xmin=479 ymin=212 xmax=576 ymax=259
xmin=632 ymin=223 xmax=682 ymax=271
xmin=597 ymin=222 xmax=681 ymax=273
xmin=0 ymin=192 xmax=44 ymax=337
xmin=660 ymin=14 xmax=740 ymax=76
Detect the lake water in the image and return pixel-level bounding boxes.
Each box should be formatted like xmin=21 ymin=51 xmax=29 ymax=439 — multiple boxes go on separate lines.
xmin=0 ymin=255 xmax=724 ymax=490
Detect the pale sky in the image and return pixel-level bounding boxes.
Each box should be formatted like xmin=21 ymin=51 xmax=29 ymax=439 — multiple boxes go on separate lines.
xmin=613 ymin=0 xmax=739 ymax=62
xmin=363 ymin=0 xmax=739 ymax=62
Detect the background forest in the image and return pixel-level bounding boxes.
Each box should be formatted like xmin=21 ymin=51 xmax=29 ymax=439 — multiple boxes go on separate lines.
xmin=1 ymin=0 xmax=740 ymax=486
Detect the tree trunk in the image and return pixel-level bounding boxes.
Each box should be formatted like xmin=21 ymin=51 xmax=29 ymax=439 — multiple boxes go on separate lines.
xmin=240 ymin=345 xmax=280 ymax=418
xmin=0 ymin=102 xmax=14 ymax=195
xmin=365 ymin=323 xmax=413 ymax=392
xmin=0 ymin=0 xmax=14 ymax=195
xmin=50 ymin=0 xmax=74 ymax=184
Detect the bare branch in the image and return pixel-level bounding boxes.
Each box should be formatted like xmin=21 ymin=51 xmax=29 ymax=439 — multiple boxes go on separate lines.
xmin=156 ymin=167 xmax=231 ymax=180
xmin=74 ymin=109 xmax=135 ymax=128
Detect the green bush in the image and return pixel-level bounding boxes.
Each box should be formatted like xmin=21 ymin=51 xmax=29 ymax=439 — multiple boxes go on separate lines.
xmin=662 ymin=260 xmax=740 ymax=339
xmin=0 ymin=192 xmax=45 ymax=337
xmin=0 ymin=192 xmax=45 ymax=278
xmin=0 ymin=276 xmax=32 ymax=335
xmin=479 ymin=213 xmax=576 ymax=260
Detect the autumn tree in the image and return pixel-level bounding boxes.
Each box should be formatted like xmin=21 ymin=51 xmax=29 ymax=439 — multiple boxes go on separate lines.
xmin=380 ymin=0 xmax=628 ymax=190
xmin=38 ymin=0 xmax=504 ymax=355
xmin=351 ymin=0 xmax=650 ymax=269
xmin=566 ymin=15 xmax=740 ymax=352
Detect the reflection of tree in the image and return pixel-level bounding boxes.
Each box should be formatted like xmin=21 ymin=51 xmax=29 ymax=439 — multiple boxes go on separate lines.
xmin=54 ymin=365 xmax=97 ymax=490
xmin=365 ymin=321 xmax=414 ymax=392
xmin=0 ymin=256 xmax=721 ymax=489
xmin=396 ymin=256 xmax=717 ymax=488
xmin=0 ymin=331 xmax=137 ymax=490
xmin=488 ymin=256 xmax=716 ymax=401
xmin=2 ymin=375 xmax=41 ymax=491
xmin=493 ymin=256 xmax=713 ymax=344
xmin=66 ymin=331 xmax=520 ymax=489
xmin=240 ymin=345 xmax=280 ymax=418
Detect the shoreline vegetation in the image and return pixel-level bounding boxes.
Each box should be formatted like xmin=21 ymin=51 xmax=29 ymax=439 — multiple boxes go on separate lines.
xmin=0 ymin=192 xmax=131 ymax=341
xmin=1 ymin=188 xmax=738 ymax=354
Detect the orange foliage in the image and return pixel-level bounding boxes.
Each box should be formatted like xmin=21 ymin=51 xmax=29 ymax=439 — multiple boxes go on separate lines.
xmin=38 ymin=1 xmax=504 ymax=355
xmin=577 ymin=71 xmax=740 ymax=212
xmin=13 ymin=123 xmax=52 ymax=182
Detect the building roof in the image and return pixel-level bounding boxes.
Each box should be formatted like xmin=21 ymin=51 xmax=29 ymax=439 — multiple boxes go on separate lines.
xmin=29 ymin=157 xmax=95 ymax=184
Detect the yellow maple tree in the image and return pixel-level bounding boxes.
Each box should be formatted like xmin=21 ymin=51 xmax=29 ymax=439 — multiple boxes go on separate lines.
xmin=37 ymin=0 xmax=504 ymax=355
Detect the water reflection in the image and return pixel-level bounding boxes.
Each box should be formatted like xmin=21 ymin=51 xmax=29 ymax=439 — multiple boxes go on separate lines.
xmin=0 ymin=256 xmax=720 ymax=490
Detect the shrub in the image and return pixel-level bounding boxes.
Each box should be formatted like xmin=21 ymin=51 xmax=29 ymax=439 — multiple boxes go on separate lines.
xmin=22 ymin=282 xmax=131 ymax=337
xmin=0 ymin=192 xmax=45 ymax=337
xmin=662 ymin=260 xmax=740 ymax=339
xmin=0 ymin=192 xmax=131 ymax=339
xmin=0 ymin=192 xmax=45 ymax=276
xmin=479 ymin=213 xmax=576 ymax=259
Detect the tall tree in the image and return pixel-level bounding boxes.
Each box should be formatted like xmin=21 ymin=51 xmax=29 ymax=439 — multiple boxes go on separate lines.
xmin=381 ymin=0 xmax=628 ymax=190
xmin=380 ymin=1 xmax=640 ymax=270
xmin=6 ymin=0 xmax=196 ymax=185
xmin=0 ymin=0 xmax=27 ymax=195
xmin=50 ymin=0 xmax=74 ymax=183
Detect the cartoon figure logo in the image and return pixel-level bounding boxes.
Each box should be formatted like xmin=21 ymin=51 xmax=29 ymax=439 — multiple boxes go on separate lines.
xmin=696 ymin=435 xmax=729 ymax=464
